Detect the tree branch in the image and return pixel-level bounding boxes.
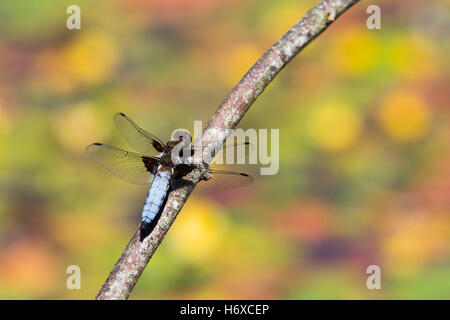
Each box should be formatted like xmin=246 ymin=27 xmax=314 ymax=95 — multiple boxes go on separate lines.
xmin=95 ymin=0 xmax=360 ymax=300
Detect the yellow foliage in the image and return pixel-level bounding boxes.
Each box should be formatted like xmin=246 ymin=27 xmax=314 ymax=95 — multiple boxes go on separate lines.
xmin=260 ymin=3 xmax=309 ymax=41
xmin=308 ymin=101 xmax=362 ymax=152
xmin=0 ymin=239 xmax=61 ymax=293
xmin=219 ymin=44 xmax=261 ymax=87
xmin=52 ymin=103 xmax=108 ymax=153
xmin=332 ymin=28 xmax=379 ymax=76
xmin=51 ymin=211 xmax=117 ymax=253
xmin=382 ymin=215 xmax=449 ymax=277
xmin=36 ymin=30 xmax=120 ymax=92
xmin=378 ymin=90 xmax=430 ymax=142
xmin=62 ymin=31 xmax=120 ymax=85
xmin=168 ymin=199 xmax=228 ymax=264
xmin=387 ymin=36 xmax=437 ymax=81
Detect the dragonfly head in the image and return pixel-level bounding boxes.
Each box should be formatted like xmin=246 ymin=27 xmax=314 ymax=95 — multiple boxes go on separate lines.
xmin=167 ymin=130 xmax=195 ymax=166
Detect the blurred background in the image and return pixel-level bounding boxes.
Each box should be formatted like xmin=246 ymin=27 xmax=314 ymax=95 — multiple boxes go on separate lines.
xmin=0 ymin=0 xmax=448 ymax=299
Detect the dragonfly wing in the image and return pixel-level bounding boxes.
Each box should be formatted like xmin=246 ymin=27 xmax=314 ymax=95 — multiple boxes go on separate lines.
xmin=196 ymin=168 xmax=253 ymax=192
xmin=207 ymin=141 xmax=254 ymax=165
xmin=114 ymin=113 xmax=166 ymax=154
xmin=86 ymin=143 xmax=158 ymax=184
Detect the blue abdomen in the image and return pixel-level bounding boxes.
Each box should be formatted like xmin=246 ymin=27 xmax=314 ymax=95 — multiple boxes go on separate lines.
xmin=141 ymin=170 xmax=171 ymax=224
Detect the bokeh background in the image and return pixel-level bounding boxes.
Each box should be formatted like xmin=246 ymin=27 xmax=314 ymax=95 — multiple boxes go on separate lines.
xmin=0 ymin=0 xmax=448 ymax=299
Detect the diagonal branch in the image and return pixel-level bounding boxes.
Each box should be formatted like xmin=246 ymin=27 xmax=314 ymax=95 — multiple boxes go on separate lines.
xmin=95 ymin=0 xmax=360 ymax=300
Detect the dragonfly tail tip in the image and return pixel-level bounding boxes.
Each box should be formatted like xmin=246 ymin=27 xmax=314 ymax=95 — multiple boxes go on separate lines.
xmin=139 ymin=221 xmax=150 ymax=232
xmin=139 ymin=221 xmax=152 ymax=241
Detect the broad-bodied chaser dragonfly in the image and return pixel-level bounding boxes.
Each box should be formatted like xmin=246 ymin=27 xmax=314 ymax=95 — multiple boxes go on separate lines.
xmin=86 ymin=113 xmax=252 ymax=232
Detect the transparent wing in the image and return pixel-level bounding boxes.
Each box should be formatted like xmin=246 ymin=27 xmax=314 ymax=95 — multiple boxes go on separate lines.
xmin=114 ymin=113 xmax=166 ymax=155
xmin=195 ymin=168 xmax=254 ymax=192
xmin=86 ymin=143 xmax=157 ymax=184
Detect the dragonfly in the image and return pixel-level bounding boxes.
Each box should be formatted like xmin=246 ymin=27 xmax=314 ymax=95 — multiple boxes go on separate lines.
xmin=86 ymin=113 xmax=253 ymax=232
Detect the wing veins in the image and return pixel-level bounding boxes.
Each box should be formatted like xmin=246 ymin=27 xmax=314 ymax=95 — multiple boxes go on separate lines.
xmin=86 ymin=143 xmax=158 ymax=184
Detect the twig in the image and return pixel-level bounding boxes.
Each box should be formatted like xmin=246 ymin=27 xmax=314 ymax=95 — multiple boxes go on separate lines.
xmin=95 ymin=0 xmax=360 ymax=300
